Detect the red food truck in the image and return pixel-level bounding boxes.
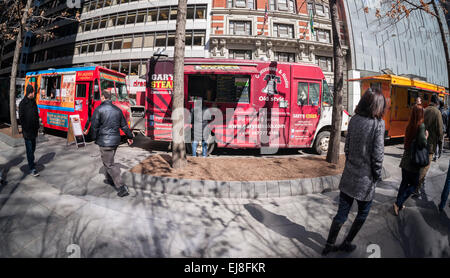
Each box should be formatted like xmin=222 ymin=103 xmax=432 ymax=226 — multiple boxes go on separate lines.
xmin=24 ymin=66 xmax=134 ymax=137
xmin=135 ymin=58 xmax=349 ymax=155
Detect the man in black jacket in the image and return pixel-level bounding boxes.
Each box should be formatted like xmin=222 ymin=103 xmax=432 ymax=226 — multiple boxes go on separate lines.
xmin=91 ymin=89 xmax=134 ymax=197
xmin=19 ymin=85 xmax=40 ymax=177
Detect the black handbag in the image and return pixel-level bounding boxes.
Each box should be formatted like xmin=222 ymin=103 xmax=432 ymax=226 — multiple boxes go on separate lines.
xmin=411 ymin=139 xmax=429 ymax=167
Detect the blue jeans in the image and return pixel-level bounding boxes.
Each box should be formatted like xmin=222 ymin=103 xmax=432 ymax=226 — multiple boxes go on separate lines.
xmin=333 ymin=191 xmax=373 ymax=224
xmin=439 ymin=160 xmax=450 ymax=211
xmin=24 ymin=138 xmax=36 ymax=171
xmin=396 ymin=169 xmax=420 ymax=208
xmin=192 ymin=140 xmax=207 ymax=157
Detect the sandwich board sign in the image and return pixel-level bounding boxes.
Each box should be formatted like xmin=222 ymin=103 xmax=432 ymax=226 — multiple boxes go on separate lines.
xmin=67 ymin=114 xmax=85 ymax=148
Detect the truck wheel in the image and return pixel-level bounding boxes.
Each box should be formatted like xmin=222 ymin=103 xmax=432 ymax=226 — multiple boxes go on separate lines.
xmin=314 ymin=131 xmax=330 ymax=155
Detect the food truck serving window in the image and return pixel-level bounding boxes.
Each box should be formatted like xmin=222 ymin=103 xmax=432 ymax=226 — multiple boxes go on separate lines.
xmin=41 ymin=75 xmax=62 ymax=101
xmin=188 ymin=74 xmax=250 ymax=103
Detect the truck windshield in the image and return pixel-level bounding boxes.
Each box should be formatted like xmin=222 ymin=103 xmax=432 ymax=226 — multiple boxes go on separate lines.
xmin=100 ymin=76 xmax=131 ymax=103
xmin=116 ymin=81 xmax=129 ymax=102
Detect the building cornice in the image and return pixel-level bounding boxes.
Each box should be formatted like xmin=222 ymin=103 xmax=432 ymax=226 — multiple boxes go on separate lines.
xmin=211 ymin=8 xmax=332 ymax=25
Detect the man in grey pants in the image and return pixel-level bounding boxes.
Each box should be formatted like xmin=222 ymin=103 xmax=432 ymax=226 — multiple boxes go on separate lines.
xmin=92 ymin=89 xmax=134 ymax=197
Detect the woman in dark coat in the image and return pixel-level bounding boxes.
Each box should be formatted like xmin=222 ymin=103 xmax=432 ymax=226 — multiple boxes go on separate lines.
xmin=393 ymin=104 xmax=427 ymax=215
xmin=322 ymin=88 xmax=386 ymax=255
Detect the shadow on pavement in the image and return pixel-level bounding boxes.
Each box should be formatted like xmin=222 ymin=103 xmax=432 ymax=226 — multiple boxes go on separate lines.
xmin=244 ymin=203 xmax=326 ymax=254
xmin=19 ymin=152 xmax=56 ymax=174
xmin=0 ymin=156 xmax=24 ymax=188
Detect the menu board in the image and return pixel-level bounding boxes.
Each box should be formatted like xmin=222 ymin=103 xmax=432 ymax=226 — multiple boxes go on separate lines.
xmin=215 ymin=75 xmax=250 ymax=103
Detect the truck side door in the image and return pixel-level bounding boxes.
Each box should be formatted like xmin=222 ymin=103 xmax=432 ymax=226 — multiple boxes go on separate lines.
xmin=75 ymin=82 xmax=90 ymax=130
xmin=289 ymin=80 xmax=321 ymax=147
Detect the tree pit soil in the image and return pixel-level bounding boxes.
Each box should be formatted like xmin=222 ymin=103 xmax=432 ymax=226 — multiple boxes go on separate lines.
xmin=130 ymin=154 xmax=345 ymax=181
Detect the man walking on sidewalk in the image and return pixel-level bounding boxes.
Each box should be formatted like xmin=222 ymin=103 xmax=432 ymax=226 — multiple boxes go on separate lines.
xmin=415 ymin=94 xmax=443 ymax=198
xmin=91 ymin=89 xmax=134 ymax=197
xmin=19 ymin=85 xmax=40 ymax=177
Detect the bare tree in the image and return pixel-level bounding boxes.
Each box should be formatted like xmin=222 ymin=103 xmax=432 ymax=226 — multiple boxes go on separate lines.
xmin=366 ymin=0 xmax=449 ymax=91
xmin=0 ymin=0 xmax=80 ymax=136
xmin=326 ymin=0 xmax=344 ymax=164
xmin=171 ymin=0 xmax=188 ymax=169
xmin=6 ymin=0 xmax=33 ymax=136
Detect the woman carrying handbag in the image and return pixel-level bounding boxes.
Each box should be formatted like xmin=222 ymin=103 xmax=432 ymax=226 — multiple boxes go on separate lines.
xmin=393 ymin=104 xmax=428 ymax=215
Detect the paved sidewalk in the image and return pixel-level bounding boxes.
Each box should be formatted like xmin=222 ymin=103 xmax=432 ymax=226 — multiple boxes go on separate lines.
xmin=0 ymin=134 xmax=449 ymax=257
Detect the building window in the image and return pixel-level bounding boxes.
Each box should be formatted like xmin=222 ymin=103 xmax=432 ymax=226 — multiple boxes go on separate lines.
xmin=229 ymin=49 xmax=252 ymax=60
xmin=273 ymin=23 xmax=294 ymax=38
xmin=113 ymin=36 xmax=123 ymax=50
xmin=229 ymin=21 xmax=252 ymax=36
xmin=314 ymin=29 xmax=331 ymax=43
xmin=159 ymin=8 xmax=169 ymax=21
xmin=167 ymin=32 xmax=176 ymax=47
xmin=308 ymin=1 xmax=330 ymax=18
xmin=122 ymin=36 xmax=133 ymax=49
xmin=315 ymin=56 xmax=332 ymax=72
xmin=193 ymin=31 xmax=205 ymax=46
xmin=275 ymin=52 xmax=295 ymax=62
xmin=117 ymin=13 xmax=126 ymax=26
xmin=143 ymin=33 xmax=155 ymax=48
xmin=155 ymin=32 xmax=167 ymax=47
xmin=88 ymin=40 xmax=96 ymax=53
xmin=170 ymin=7 xmax=178 ymax=20
xmin=130 ymin=60 xmax=140 ymax=76
xmin=270 ymin=0 xmax=296 ymax=13
xmin=108 ymin=14 xmax=117 ymax=27
xmin=148 ymin=9 xmax=157 ymax=22
xmin=227 ymin=0 xmax=255 ymax=9
xmin=136 ymin=11 xmax=146 ymax=23
xmin=104 ymin=38 xmax=113 ymax=51
xmin=195 ymin=5 xmax=206 ymax=19
xmin=100 ymin=17 xmax=108 ymax=29
xmin=95 ymin=39 xmax=104 ymax=52
xmin=127 ymin=11 xmax=137 ymax=25
xmin=91 ymin=18 xmax=100 ymax=31
xmin=133 ymin=34 xmax=143 ymax=48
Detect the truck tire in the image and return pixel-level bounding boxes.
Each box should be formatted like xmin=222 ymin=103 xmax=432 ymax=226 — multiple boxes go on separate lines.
xmin=314 ymin=131 xmax=330 ymax=155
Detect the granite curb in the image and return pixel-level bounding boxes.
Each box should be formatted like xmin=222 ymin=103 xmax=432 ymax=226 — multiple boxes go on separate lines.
xmin=123 ymin=166 xmax=390 ymax=199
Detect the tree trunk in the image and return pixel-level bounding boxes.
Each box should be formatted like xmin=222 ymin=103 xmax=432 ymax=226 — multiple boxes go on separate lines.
xmin=432 ymin=1 xmax=450 ymax=92
xmin=9 ymin=0 xmax=33 ymax=136
xmin=171 ymin=0 xmax=187 ymax=169
xmin=326 ymin=0 xmax=344 ymax=164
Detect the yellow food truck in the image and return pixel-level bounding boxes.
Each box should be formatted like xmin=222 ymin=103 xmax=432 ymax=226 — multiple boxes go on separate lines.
xmin=350 ymin=74 xmax=447 ymax=139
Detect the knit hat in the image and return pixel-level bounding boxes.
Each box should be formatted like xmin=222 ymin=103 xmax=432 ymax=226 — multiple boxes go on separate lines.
xmin=26 ymin=84 xmax=34 ymax=96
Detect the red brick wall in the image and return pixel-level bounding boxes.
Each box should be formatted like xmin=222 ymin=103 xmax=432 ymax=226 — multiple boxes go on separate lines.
xmin=297 ymin=0 xmax=308 ymax=15
xmin=213 ymin=0 xmax=226 ymax=8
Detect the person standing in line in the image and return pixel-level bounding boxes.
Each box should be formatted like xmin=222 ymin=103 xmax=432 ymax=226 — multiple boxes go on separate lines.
xmin=322 ymin=88 xmax=386 ymax=256
xmin=91 ymin=89 xmax=134 ymax=197
xmin=434 ymin=100 xmax=446 ymax=161
xmin=19 ymin=85 xmax=40 ymax=177
xmin=415 ymin=94 xmax=443 ymax=197
xmin=438 ymin=160 xmax=450 ymax=213
xmin=416 ymin=96 xmax=422 ymax=106
xmin=393 ymin=104 xmax=428 ymax=215
xmin=191 ymin=97 xmax=211 ymax=157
